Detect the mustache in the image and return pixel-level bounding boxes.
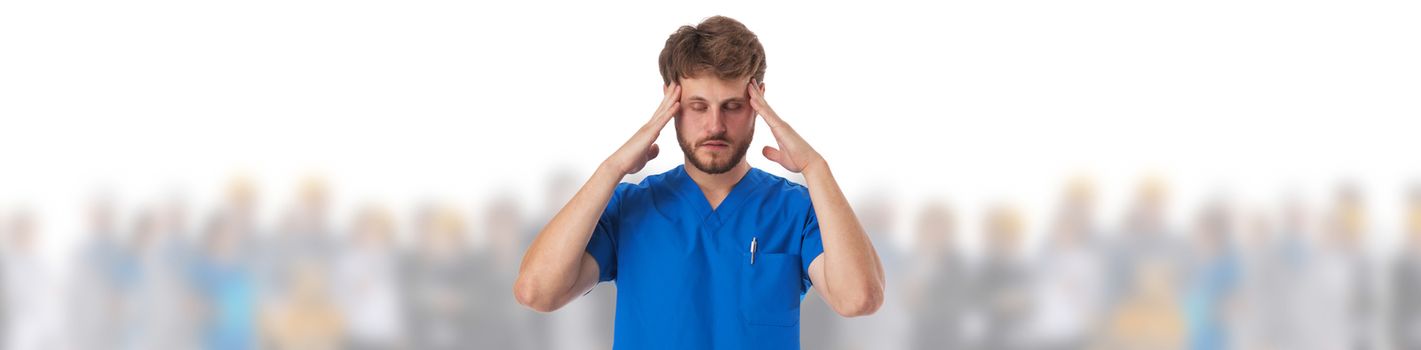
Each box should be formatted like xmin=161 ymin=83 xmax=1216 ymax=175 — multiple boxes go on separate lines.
xmin=697 ymin=132 xmax=732 ymax=145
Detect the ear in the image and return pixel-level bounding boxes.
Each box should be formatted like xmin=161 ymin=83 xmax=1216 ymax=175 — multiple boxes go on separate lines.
xmin=757 ymin=81 xmax=766 ymax=94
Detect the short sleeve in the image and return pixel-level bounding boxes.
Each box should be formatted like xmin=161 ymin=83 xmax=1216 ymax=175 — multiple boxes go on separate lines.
xmin=585 ymin=183 xmax=629 ymax=282
xmin=799 ymin=203 xmax=824 ymax=287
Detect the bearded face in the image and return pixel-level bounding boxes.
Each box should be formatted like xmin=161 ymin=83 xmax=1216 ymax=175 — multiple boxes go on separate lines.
xmin=673 ymin=76 xmax=756 ymax=174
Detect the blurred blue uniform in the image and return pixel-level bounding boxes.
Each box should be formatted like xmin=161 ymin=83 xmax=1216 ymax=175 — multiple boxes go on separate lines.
xmin=190 ymin=257 xmax=257 ymax=350
xmin=1185 ymin=251 xmax=1239 ymax=350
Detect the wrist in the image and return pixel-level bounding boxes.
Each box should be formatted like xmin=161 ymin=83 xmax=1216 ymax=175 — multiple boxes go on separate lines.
xmin=801 ymin=156 xmax=829 ymax=176
xmin=598 ymin=159 xmax=629 ymax=178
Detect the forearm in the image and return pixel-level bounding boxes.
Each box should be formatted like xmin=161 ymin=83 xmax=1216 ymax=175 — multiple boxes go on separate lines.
xmin=802 ymin=159 xmax=886 ymax=315
xmin=514 ymin=162 xmax=624 ymax=311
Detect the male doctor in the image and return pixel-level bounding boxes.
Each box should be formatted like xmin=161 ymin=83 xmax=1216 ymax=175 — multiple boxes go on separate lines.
xmin=514 ymin=16 xmax=885 ymax=350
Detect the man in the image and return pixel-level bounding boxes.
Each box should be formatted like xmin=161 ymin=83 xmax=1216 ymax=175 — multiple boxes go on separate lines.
xmin=1025 ymin=179 xmax=1107 ymax=350
xmin=907 ymin=201 xmax=968 ymax=350
xmin=970 ymin=205 xmax=1033 ymax=350
xmin=1391 ymin=185 xmax=1421 ymax=350
xmin=514 ymin=16 xmax=885 ymax=349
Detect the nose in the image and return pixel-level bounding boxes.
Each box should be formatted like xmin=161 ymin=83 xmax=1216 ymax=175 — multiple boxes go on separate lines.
xmin=705 ymin=107 xmax=727 ymax=135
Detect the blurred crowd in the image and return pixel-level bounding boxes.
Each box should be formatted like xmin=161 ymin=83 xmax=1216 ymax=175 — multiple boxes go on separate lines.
xmin=816 ymin=178 xmax=1421 ymax=350
xmin=2 ymin=174 xmax=1421 ymax=350
xmin=0 ymin=174 xmax=612 ymax=350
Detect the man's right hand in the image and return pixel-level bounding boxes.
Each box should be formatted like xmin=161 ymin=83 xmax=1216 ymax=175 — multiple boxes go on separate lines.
xmin=516 ymin=84 xmax=681 ymax=313
xmin=603 ymin=84 xmax=680 ymax=176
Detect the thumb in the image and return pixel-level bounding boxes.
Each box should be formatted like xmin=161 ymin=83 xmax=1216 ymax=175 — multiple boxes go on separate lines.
xmin=646 ymin=143 xmax=660 ymax=161
xmin=762 ymin=145 xmax=783 ymax=164
xmin=628 ymin=144 xmax=658 ymax=174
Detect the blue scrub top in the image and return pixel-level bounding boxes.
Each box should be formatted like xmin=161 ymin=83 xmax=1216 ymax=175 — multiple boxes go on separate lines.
xmin=586 ymin=165 xmax=825 ymax=350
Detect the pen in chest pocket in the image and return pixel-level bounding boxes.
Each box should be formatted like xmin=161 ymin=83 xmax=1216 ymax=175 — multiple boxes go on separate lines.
xmin=750 ymin=237 xmax=757 ymax=265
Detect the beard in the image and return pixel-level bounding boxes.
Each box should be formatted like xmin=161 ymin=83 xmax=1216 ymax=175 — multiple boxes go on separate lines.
xmin=677 ymin=128 xmax=752 ymax=175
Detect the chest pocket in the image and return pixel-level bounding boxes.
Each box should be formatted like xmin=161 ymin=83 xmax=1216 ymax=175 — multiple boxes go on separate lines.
xmin=738 ymin=252 xmax=802 ymax=327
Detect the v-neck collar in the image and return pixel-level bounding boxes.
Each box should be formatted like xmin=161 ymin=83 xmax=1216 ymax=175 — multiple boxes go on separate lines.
xmin=671 ymin=164 xmax=764 ymax=234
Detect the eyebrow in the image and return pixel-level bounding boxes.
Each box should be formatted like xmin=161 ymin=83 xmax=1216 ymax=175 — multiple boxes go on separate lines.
xmin=686 ymin=96 xmax=748 ymax=104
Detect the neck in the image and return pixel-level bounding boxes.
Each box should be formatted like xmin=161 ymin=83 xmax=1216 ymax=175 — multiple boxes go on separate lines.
xmin=684 ymin=160 xmax=751 ymax=210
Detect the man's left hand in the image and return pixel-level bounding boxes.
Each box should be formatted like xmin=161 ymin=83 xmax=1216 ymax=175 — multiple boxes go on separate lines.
xmin=749 ymin=79 xmax=824 ymax=174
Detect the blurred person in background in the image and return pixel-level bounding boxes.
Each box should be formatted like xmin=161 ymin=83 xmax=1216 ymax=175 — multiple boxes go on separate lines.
xmin=1269 ymin=195 xmax=1317 ymax=350
xmin=68 ymin=193 xmax=125 ymax=350
xmin=1024 ymin=179 xmax=1107 ymax=350
xmin=1230 ymin=206 xmax=1281 ymax=350
xmin=3 ymin=209 xmax=60 ymax=350
xmin=968 ymin=204 xmax=1034 ymax=350
xmin=1392 ymin=184 xmax=1421 ymax=350
xmin=333 ymin=204 xmax=407 ymax=350
xmin=116 ymin=208 xmax=160 ymax=349
xmin=906 ymin=201 xmax=969 ymax=350
xmin=483 ymin=195 xmax=542 ymax=350
xmin=263 ymin=177 xmax=336 ymax=302
xmin=119 ymin=207 xmax=188 ymax=350
xmin=144 ymin=194 xmax=204 ymax=350
xmin=155 ymin=192 xmax=204 ymax=350
xmin=840 ymin=192 xmax=907 ymax=350
xmin=260 ymin=261 xmax=343 ymax=350
xmin=1098 ymin=260 xmax=1186 ymax=350
xmin=1108 ymin=177 xmax=1187 ymax=306
xmin=403 ymin=203 xmax=481 ymax=350
xmin=223 ymin=176 xmax=263 ymax=243
xmin=189 ymin=213 xmax=260 ymax=350
xmin=1181 ymin=200 xmax=1239 ymax=350
xmin=1295 ymin=184 xmax=1378 ymax=350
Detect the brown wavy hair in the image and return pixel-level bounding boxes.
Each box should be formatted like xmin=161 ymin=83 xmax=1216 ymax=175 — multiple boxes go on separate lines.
xmin=658 ymin=16 xmax=767 ymax=86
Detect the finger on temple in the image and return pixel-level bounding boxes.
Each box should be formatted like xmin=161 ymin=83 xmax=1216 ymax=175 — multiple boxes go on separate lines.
xmin=659 ymin=101 xmax=680 ymax=124
xmin=660 ymin=84 xmax=681 ymax=108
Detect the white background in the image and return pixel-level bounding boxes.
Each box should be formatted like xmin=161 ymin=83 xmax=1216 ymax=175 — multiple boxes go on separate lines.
xmin=3 ymin=0 xmax=1420 ymax=263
